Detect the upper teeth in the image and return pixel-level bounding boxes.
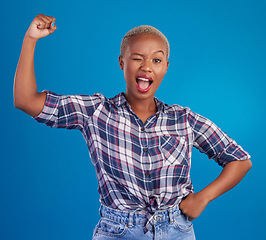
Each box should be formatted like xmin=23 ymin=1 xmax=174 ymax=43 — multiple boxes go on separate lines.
xmin=138 ymin=78 xmax=150 ymax=82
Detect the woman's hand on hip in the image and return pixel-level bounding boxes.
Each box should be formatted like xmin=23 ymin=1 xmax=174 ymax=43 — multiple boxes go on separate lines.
xmin=179 ymin=192 xmax=209 ymax=221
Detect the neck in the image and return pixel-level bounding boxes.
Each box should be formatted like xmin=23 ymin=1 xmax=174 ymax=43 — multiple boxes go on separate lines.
xmin=124 ymin=93 xmax=157 ymax=114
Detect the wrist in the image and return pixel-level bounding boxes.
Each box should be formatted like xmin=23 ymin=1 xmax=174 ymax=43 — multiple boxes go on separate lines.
xmin=196 ymin=190 xmax=212 ymax=204
xmin=24 ymin=33 xmax=38 ymax=45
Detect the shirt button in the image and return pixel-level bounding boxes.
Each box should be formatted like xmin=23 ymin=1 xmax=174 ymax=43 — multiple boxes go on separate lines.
xmin=145 ymin=172 xmax=150 ymax=177
xmin=141 ymin=127 xmax=145 ymax=131
xmin=144 ymin=148 xmax=148 ymax=152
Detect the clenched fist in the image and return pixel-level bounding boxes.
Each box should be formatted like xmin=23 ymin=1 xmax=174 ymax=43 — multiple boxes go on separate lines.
xmin=25 ymin=14 xmax=56 ymax=41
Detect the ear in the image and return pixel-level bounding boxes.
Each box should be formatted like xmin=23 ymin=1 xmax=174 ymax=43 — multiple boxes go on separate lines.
xmin=165 ymin=61 xmax=169 ymax=74
xmin=119 ymin=55 xmax=124 ymax=70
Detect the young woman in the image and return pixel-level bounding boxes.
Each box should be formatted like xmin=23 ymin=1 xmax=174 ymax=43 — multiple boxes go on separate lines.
xmin=14 ymin=14 xmax=251 ymax=240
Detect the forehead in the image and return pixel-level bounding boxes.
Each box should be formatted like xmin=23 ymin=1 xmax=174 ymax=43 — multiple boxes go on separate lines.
xmin=125 ymin=34 xmax=168 ymax=55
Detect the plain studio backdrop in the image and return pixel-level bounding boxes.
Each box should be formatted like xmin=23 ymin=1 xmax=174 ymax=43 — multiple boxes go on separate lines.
xmin=1 ymin=0 xmax=265 ymax=239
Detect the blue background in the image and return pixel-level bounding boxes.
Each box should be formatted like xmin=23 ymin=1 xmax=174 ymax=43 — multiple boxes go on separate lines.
xmin=1 ymin=0 xmax=265 ymax=239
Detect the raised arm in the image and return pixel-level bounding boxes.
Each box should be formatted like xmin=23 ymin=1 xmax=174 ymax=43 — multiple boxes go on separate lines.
xmin=14 ymin=14 xmax=57 ymax=117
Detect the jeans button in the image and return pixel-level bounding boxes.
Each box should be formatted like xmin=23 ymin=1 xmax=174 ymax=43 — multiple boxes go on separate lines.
xmin=154 ymin=215 xmax=162 ymax=221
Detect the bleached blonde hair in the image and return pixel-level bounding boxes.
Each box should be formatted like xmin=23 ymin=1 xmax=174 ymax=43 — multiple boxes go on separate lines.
xmin=120 ymin=25 xmax=170 ymax=59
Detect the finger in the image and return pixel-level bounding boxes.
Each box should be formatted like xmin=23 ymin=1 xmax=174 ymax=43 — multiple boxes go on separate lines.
xmin=39 ymin=15 xmax=51 ymax=29
xmin=44 ymin=14 xmax=56 ymax=23
xmin=42 ymin=15 xmax=54 ymax=25
xmin=36 ymin=27 xmax=56 ymax=38
xmin=33 ymin=15 xmax=48 ymax=29
xmin=35 ymin=19 xmax=47 ymax=30
xmin=35 ymin=14 xmax=52 ymax=29
xmin=44 ymin=16 xmax=56 ymax=30
xmin=48 ymin=22 xmax=57 ymax=34
xmin=38 ymin=14 xmax=54 ymax=23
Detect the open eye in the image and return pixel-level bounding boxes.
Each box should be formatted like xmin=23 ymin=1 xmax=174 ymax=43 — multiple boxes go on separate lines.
xmin=153 ymin=59 xmax=162 ymax=63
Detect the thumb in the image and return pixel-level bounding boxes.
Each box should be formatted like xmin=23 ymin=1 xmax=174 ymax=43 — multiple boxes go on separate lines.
xmin=47 ymin=22 xmax=57 ymax=35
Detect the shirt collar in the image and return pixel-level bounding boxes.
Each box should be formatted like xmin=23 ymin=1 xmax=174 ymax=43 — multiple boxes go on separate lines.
xmin=112 ymin=92 xmax=128 ymax=107
xmin=112 ymin=92 xmax=166 ymax=113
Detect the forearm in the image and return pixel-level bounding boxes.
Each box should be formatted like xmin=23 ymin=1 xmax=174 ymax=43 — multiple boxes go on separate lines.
xmin=14 ymin=36 xmax=38 ymax=107
xmin=198 ymin=159 xmax=252 ymax=203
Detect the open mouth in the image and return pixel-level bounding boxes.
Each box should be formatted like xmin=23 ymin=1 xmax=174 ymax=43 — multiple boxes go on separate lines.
xmin=136 ymin=75 xmax=153 ymax=93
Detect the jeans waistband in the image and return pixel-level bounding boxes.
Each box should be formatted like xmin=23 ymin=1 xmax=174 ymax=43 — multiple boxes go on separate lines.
xmin=99 ymin=204 xmax=181 ymax=227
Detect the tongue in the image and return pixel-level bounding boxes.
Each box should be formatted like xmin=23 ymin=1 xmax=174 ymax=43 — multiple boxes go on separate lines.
xmin=138 ymin=80 xmax=150 ymax=90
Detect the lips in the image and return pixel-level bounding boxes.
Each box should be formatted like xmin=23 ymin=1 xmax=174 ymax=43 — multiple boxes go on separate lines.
xmin=136 ymin=75 xmax=153 ymax=93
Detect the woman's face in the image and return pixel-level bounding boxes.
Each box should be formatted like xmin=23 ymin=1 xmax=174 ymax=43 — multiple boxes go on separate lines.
xmin=119 ymin=34 xmax=169 ymax=102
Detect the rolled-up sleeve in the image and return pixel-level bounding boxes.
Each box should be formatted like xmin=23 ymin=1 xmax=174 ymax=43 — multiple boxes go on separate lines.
xmin=188 ymin=110 xmax=251 ymax=167
xmin=33 ymin=90 xmax=103 ymax=130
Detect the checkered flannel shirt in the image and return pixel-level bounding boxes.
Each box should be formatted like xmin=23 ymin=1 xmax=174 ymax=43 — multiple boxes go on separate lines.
xmin=34 ymin=91 xmax=250 ymax=232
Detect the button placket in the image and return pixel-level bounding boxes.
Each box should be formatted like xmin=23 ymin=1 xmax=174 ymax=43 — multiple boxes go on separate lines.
xmin=141 ymin=127 xmax=148 ymax=153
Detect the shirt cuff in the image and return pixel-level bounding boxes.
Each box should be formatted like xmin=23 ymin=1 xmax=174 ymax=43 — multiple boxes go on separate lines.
xmin=33 ymin=90 xmax=60 ymax=127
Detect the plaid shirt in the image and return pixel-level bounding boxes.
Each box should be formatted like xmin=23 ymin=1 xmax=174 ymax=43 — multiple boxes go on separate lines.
xmin=34 ymin=91 xmax=250 ymax=232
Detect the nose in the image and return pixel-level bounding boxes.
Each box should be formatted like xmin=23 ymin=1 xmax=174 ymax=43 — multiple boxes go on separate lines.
xmin=140 ymin=59 xmax=152 ymax=72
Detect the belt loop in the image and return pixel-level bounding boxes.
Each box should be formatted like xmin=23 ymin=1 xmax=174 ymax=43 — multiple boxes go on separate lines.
xmin=128 ymin=211 xmax=134 ymax=228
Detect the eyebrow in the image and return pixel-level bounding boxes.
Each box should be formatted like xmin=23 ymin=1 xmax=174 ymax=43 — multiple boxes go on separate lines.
xmin=130 ymin=50 xmax=165 ymax=56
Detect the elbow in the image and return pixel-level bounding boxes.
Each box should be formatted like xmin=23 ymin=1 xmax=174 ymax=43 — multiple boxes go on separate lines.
xmin=226 ymin=159 xmax=252 ymax=174
xmin=14 ymin=97 xmax=26 ymax=111
xmin=241 ymin=159 xmax=252 ymax=174
xmin=14 ymin=99 xmax=21 ymax=110
xmin=14 ymin=97 xmax=21 ymax=109
xmin=13 ymin=89 xmax=24 ymax=109
xmin=14 ymin=96 xmax=32 ymax=114
xmin=246 ymin=159 xmax=252 ymax=171
xmin=13 ymin=94 xmax=45 ymax=117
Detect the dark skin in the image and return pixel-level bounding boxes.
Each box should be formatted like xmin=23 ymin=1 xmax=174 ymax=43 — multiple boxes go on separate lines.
xmin=13 ymin=14 xmax=55 ymax=116
xmin=119 ymin=34 xmax=169 ymax=124
xmin=14 ymin=14 xmax=252 ymax=221
xmin=119 ymin=34 xmax=251 ymax=220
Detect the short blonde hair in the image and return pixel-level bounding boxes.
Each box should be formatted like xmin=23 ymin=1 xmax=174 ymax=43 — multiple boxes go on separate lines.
xmin=120 ymin=25 xmax=170 ymax=59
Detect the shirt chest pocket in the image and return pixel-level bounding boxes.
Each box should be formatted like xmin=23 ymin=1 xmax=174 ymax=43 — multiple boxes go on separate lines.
xmin=160 ymin=135 xmax=188 ymax=167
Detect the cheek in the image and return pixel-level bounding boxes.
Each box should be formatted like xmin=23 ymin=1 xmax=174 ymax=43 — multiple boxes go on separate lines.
xmin=123 ymin=65 xmax=137 ymax=84
xmin=155 ymin=66 xmax=167 ymax=78
xmin=125 ymin=63 xmax=138 ymax=76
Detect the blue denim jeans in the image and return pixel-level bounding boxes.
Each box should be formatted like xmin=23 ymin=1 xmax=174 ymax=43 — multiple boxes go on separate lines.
xmin=92 ymin=205 xmax=196 ymax=240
